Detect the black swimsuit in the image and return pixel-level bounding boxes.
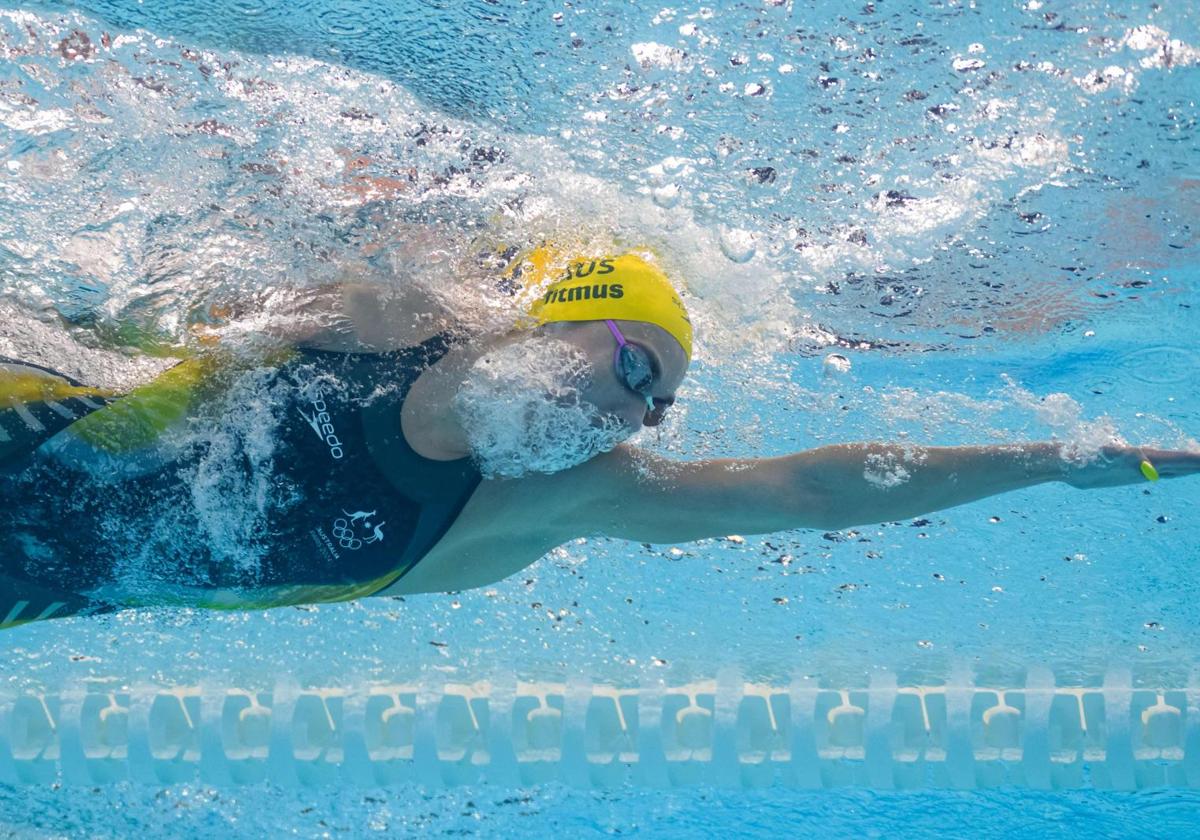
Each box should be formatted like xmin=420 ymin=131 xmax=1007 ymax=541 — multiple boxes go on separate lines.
xmin=0 ymin=335 xmax=480 ymax=627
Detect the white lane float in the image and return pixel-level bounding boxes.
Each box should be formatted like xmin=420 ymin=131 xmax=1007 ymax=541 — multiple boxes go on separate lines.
xmin=1 ymin=667 xmax=1197 ymax=789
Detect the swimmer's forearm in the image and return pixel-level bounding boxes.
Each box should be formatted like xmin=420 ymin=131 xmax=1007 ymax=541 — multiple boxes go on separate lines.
xmin=784 ymin=439 xmax=1200 ymax=528
xmin=196 ymin=282 xmax=443 ymax=352
xmin=185 ymin=284 xmax=352 ymax=348
xmin=790 ymin=442 xmax=1068 ymax=529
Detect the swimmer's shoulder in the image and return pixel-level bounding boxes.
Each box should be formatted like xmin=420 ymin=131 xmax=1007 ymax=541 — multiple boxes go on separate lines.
xmin=381 ymin=446 xmax=663 ymax=594
xmin=396 ymin=443 xmax=782 ymax=593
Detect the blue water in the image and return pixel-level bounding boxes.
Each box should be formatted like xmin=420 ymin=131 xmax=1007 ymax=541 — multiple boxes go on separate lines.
xmin=2 ymin=0 xmax=1200 ymax=835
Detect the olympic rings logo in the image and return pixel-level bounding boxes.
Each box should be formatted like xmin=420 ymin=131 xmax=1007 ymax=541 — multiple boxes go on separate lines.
xmin=329 ymin=509 xmax=386 ymax=552
xmin=331 ymin=518 xmax=364 ymax=550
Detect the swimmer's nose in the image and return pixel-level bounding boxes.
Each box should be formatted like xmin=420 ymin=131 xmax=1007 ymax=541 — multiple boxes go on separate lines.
xmin=642 ymin=396 xmax=675 ymax=427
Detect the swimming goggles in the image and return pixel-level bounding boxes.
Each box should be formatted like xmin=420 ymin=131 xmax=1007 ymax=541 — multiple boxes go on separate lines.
xmin=605 ymin=320 xmax=675 ymax=426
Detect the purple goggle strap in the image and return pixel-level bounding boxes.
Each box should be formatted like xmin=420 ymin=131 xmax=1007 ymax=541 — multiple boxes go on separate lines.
xmin=605 ymin=319 xmax=654 ymax=410
xmin=605 ymin=319 xmax=628 ymax=367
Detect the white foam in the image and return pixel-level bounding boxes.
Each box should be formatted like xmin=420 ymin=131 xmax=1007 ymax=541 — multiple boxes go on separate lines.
xmin=631 ymin=42 xmax=688 ymax=71
xmin=453 ymin=336 xmax=630 ymax=479
xmin=879 ymin=388 xmax=1006 ymax=434
xmin=1001 ymin=374 xmax=1125 ymax=462
xmin=175 ymin=368 xmax=291 ymax=576
xmin=862 ymin=451 xmax=912 ymax=489
xmin=1120 ymin=25 xmax=1200 ymax=68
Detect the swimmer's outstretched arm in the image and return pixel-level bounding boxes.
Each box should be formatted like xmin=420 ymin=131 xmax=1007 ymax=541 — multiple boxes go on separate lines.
xmin=574 ymin=442 xmax=1200 ymax=542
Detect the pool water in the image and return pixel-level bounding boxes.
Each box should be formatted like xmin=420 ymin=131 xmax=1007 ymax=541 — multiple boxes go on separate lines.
xmin=1 ymin=0 xmax=1199 ymax=835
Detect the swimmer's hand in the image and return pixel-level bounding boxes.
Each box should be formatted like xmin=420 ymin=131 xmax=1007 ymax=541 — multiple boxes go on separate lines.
xmin=1061 ymin=445 xmax=1200 ymax=490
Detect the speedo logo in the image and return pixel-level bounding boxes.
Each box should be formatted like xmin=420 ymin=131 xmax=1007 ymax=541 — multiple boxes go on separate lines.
xmin=543 ymin=282 xmax=624 ymax=305
xmin=297 ymin=386 xmax=344 ymax=460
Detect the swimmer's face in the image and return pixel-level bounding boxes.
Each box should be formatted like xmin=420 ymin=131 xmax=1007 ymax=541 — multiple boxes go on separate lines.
xmin=544 ymin=320 xmax=689 ymax=431
xmin=453 ymin=325 xmax=688 ymax=478
xmin=454 ymin=333 xmax=630 ymax=478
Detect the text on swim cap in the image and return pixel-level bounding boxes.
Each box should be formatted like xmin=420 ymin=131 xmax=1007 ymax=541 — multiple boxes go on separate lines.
xmin=542 ymin=283 xmax=624 ymax=304
xmin=560 ymin=258 xmax=616 ymax=280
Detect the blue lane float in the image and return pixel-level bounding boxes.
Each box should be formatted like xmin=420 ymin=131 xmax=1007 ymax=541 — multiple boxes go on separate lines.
xmin=2 ymin=667 xmax=1198 ymax=789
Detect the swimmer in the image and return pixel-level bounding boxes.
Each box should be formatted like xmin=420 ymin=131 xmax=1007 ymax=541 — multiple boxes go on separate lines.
xmin=2 ymin=249 xmax=1198 ymax=628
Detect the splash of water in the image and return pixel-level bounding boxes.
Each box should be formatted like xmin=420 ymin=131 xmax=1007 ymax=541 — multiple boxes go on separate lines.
xmin=1001 ymin=374 xmax=1125 ymax=462
xmin=452 ymin=335 xmax=629 ymax=478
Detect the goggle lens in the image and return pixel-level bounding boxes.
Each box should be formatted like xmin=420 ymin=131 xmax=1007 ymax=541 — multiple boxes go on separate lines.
xmin=617 ymin=344 xmax=655 ymax=395
xmin=606 ymin=319 xmax=674 ymax=423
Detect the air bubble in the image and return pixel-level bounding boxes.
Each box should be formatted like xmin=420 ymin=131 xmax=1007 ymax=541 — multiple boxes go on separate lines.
xmin=718 ymin=227 xmax=756 ymax=262
xmin=652 ymin=185 xmax=680 ymax=208
xmin=822 ymin=354 xmax=851 ymax=377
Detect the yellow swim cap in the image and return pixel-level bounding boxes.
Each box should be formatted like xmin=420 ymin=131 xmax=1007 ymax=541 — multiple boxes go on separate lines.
xmin=519 ymin=249 xmax=693 ymax=360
